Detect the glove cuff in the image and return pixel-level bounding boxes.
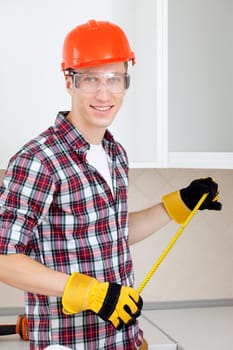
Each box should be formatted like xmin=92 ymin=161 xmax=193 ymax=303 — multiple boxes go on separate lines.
xmin=162 ymin=190 xmax=191 ymax=224
xmin=62 ymin=272 xmax=99 ymax=315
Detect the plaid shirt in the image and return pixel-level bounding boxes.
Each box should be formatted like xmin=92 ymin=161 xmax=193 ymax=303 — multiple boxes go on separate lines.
xmin=0 ymin=112 xmax=143 ymax=350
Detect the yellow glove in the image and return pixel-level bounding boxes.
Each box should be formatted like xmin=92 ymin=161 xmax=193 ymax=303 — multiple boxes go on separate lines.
xmin=62 ymin=273 xmax=143 ymax=330
xmin=162 ymin=177 xmax=222 ymax=224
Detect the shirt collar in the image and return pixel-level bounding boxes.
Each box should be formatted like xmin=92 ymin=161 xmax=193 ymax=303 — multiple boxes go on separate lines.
xmin=55 ymin=111 xmax=116 ymax=155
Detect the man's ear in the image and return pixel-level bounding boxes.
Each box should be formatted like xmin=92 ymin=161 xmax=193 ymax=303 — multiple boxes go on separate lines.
xmin=65 ymin=76 xmax=73 ymax=95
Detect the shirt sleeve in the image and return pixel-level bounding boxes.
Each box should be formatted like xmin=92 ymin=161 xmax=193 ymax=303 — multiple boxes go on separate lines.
xmin=0 ymin=152 xmax=55 ymax=254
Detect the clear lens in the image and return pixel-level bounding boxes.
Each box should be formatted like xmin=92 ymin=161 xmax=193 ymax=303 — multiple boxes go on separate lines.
xmin=71 ymin=72 xmax=130 ymax=93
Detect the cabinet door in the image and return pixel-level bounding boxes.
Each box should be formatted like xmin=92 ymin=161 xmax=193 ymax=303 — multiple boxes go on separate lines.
xmin=167 ymin=0 xmax=233 ymax=168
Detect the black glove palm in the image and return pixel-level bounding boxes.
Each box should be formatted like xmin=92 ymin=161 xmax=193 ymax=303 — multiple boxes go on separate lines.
xmin=180 ymin=177 xmax=222 ymax=211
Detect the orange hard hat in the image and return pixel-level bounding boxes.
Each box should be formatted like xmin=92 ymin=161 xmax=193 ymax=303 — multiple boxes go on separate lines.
xmin=61 ymin=19 xmax=135 ymax=71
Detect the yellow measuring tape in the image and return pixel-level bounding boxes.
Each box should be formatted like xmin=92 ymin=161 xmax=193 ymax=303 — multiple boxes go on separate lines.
xmin=137 ymin=193 xmax=208 ymax=294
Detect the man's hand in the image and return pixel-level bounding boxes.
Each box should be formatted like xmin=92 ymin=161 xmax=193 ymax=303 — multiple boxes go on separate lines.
xmin=62 ymin=273 xmax=143 ymax=330
xmin=162 ymin=177 xmax=222 ymax=224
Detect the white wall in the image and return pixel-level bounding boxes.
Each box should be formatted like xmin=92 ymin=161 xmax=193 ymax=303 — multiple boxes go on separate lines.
xmin=0 ymin=0 xmax=137 ymax=168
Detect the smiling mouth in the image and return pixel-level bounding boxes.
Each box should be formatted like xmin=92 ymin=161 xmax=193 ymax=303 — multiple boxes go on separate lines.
xmin=90 ymin=105 xmax=113 ymax=111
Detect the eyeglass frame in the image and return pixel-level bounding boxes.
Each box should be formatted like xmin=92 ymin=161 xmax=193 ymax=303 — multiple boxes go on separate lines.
xmin=65 ymin=69 xmax=130 ymax=93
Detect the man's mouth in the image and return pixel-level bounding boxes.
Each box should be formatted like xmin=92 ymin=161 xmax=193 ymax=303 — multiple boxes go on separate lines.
xmin=90 ymin=105 xmax=113 ymax=111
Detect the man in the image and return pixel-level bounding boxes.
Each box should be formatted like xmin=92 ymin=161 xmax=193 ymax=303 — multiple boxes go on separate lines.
xmin=0 ymin=20 xmax=221 ymax=350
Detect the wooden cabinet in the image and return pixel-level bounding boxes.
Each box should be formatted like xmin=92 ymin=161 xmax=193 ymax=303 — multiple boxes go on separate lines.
xmin=129 ymin=0 xmax=233 ymax=168
xmin=114 ymin=0 xmax=233 ymax=169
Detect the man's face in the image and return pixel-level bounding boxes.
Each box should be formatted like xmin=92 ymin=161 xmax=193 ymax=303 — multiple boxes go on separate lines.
xmin=66 ymin=62 xmax=127 ymax=139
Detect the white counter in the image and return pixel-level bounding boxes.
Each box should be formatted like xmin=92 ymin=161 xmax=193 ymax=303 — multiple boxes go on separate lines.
xmin=2 ymin=305 xmax=233 ymax=349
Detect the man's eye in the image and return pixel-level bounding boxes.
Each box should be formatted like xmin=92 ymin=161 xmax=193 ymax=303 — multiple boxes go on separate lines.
xmin=109 ymin=76 xmax=121 ymax=84
xmin=83 ymin=76 xmax=98 ymax=83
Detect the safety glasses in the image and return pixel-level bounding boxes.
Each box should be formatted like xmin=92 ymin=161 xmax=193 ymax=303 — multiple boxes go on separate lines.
xmin=68 ymin=71 xmax=130 ymax=93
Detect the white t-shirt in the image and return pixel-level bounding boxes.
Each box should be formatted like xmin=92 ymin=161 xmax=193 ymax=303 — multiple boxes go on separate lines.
xmin=86 ymin=144 xmax=113 ymax=194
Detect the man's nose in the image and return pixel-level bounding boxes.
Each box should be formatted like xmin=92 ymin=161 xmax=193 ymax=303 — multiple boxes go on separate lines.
xmin=95 ymin=82 xmax=111 ymax=98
